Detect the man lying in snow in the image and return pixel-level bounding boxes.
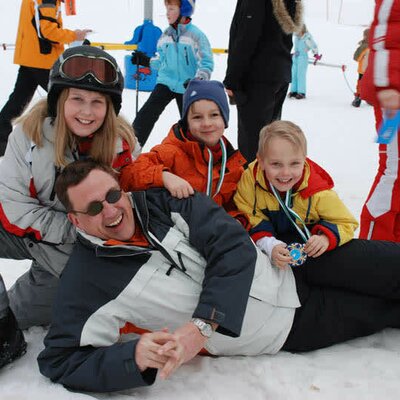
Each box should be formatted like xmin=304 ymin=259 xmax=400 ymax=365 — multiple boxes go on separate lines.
xmin=38 ymin=159 xmax=400 ymax=393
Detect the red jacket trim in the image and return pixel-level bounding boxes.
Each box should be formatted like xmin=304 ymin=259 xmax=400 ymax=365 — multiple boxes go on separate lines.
xmin=0 ymin=203 xmax=42 ymax=240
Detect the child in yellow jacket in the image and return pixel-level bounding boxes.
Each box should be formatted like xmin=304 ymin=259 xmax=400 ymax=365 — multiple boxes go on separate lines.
xmin=234 ymin=120 xmax=358 ymax=268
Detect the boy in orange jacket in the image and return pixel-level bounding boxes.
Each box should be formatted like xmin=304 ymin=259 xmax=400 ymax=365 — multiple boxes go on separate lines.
xmin=120 ymin=79 xmax=248 ymax=226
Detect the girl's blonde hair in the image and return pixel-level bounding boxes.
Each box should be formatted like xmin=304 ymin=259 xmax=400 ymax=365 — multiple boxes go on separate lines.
xmin=257 ymin=120 xmax=307 ymax=158
xmin=18 ymin=88 xmax=136 ymax=167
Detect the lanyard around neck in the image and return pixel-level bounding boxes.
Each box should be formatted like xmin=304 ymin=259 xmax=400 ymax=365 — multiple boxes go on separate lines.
xmin=206 ymin=138 xmax=227 ymax=198
xmin=270 ymin=185 xmax=311 ymax=243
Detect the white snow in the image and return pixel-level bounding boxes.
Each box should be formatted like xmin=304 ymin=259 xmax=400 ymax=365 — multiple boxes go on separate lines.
xmin=2 ymin=1 xmax=398 ymax=399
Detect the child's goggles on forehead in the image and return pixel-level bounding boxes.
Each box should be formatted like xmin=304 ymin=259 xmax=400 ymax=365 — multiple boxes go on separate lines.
xmin=59 ymin=54 xmax=119 ymax=85
xmin=70 ymin=189 xmax=122 ymax=216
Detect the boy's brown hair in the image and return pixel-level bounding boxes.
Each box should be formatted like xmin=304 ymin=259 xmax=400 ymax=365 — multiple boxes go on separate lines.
xmin=165 ymin=0 xmax=181 ymax=5
xmin=257 ymin=120 xmax=307 ymax=158
xmin=55 ymin=160 xmax=119 ymax=212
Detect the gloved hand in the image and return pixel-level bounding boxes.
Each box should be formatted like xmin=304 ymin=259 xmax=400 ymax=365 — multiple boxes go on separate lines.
xmin=131 ymin=51 xmax=150 ymax=67
xmin=313 ymin=53 xmax=322 ymax=65
xmin=183 ymin=77 xmax=204 ymax=89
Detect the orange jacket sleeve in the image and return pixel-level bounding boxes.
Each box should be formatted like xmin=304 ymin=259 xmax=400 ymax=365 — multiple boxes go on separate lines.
xmin=120 ymin=148 xmax=175 ymax=191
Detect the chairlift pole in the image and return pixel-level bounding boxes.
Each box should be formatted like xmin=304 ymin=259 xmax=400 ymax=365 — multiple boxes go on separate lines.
xmin=326 ymin=0 xmax=329 ymax=21
xmin=338 ymin=0 xmax=344 ymax=24
xmin=144 ymin=0 xmax=153 ymax=21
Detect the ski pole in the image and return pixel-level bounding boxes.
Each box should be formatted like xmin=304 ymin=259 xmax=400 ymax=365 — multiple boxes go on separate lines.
xmin=341 ymin=65 xmax=356 ymax=95
xmin=135 ymin=57 xmax=140 ymax=116
xmin=309 ymin=58 xmax=354 ymax=94
xmin=1 ymin=43 xmax=15 ymax=50
xmin=308 ymin=58 xmax=345 ymax=69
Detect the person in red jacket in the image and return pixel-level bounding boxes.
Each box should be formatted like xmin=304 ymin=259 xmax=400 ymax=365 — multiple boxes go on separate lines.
xmin=121 ymin=79 xmax=248 ymax=226
xmin=359 ymin=0 xmax=400 ymax=241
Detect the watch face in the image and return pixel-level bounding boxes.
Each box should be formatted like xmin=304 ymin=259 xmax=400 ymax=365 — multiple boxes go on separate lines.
xmin=192 ymin=318 xmax=213 ymax=337
xmin=202 ymin=323 xmax=213 ymax=337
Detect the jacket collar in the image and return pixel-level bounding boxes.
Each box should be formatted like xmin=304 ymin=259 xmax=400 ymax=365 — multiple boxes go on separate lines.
xmin=170 ymin=123 xmax=241 ymax=161
xmin=166 ymin=21 xmax=191 ymax=40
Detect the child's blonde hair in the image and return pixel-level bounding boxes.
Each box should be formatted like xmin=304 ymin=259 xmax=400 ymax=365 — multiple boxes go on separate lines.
xmin=18 ymin=89 xmax=136 ymax=167
xmin=257 ymin=120 xmax=307 ymax=158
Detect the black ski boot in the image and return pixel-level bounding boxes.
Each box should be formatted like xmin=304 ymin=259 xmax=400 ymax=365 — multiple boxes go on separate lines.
xmin=295 ymin=93 xmax=306 ymax=99
xmin=288 ymin=92 xmax=297 ymax=98
xmin=0 ymin=308 xmax=27 ymax=369
xmin=352 ymin=96 xmax=361 ymax=107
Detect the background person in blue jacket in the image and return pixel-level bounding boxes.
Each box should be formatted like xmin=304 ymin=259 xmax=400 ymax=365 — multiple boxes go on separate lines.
xmin=132 ymin=0 xmax=214 ymax=148
xmin=288 ymin=24 xmax=319 ymax=100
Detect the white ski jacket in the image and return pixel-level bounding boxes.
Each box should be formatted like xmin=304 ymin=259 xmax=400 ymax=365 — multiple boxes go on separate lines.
xmin=0 ymin=118 xmax=132 ymax=245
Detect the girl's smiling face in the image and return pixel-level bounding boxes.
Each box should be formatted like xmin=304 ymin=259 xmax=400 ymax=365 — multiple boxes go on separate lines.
xmin=64 ymin=88 xmax=107 ymax=138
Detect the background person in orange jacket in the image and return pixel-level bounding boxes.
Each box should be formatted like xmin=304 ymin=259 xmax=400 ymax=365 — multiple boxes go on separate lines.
xmin=351 ymin=28 xmax=370 ymax=108
xmin=0 ymin=0 xmax=91 ymax=156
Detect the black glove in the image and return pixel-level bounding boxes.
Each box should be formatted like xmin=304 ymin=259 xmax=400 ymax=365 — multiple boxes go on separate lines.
xmin=183 ymin=77 xmax=203 ymax=89
xmin=131 ymin=51 xmax=150 ymax=67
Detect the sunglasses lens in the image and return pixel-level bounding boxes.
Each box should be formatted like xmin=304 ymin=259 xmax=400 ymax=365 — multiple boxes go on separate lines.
xmin=106 ymin=189 xmax=122 ymax=204
xmin=86 ymin=202 xmax=104 ymax=216
xmin=61 ymin=56 xmax=117 ymax=84
xmin=79 ymin=190 xmax=122 ymax=216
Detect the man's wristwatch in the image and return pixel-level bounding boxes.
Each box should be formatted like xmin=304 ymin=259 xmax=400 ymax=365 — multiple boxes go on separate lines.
xmin=191 ymin=318 xmax=213 ymax=338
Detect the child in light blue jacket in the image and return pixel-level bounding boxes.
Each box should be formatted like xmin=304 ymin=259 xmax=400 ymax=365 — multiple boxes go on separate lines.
xmin=288 ymin=24 xmax=319 ymax=100
xmin=133 ymin=0 xmax=213 ymax=147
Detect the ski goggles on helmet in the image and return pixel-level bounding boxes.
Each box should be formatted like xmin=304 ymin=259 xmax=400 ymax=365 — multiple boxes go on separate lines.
xmin=70 ymin=189 xmax=122 ymax=216
xmin=59 ymin=54 xmax=119 ymax=86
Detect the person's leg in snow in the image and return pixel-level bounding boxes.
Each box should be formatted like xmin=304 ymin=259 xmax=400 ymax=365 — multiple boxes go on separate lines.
xmin=0 ymin=274 xmax=27 ymax=369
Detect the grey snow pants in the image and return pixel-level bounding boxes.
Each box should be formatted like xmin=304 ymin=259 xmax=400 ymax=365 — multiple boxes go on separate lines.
xmin=0 ymin=223 xmax=74 ymax=329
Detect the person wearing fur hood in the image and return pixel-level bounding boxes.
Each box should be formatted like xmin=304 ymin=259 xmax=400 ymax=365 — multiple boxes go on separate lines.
xmin=224 ymin=0 xmax=304 ymax=163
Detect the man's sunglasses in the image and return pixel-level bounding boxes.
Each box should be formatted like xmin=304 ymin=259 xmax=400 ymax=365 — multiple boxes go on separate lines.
xmin=70 ymin=189 xmax=122 ymax=216
xmin=59 ymin=54 xmax=119 ymax=86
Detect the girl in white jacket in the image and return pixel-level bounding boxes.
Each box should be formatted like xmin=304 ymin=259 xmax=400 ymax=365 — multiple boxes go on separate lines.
xmin=0 ymin=45 xmax=138 ymax=369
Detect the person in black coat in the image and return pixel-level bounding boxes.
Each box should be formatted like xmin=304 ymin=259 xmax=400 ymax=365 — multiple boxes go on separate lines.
xmin=224 ymin=0 xmax=303 ymax=163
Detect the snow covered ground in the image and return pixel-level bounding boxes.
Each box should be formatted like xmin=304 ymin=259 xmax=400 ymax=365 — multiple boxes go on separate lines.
xmin=2 ymin=1 xmax=399 ymax=399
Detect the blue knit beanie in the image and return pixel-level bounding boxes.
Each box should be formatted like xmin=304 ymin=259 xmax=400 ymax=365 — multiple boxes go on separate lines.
xmin=182 ymin=80 xmax=229 ymax=128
